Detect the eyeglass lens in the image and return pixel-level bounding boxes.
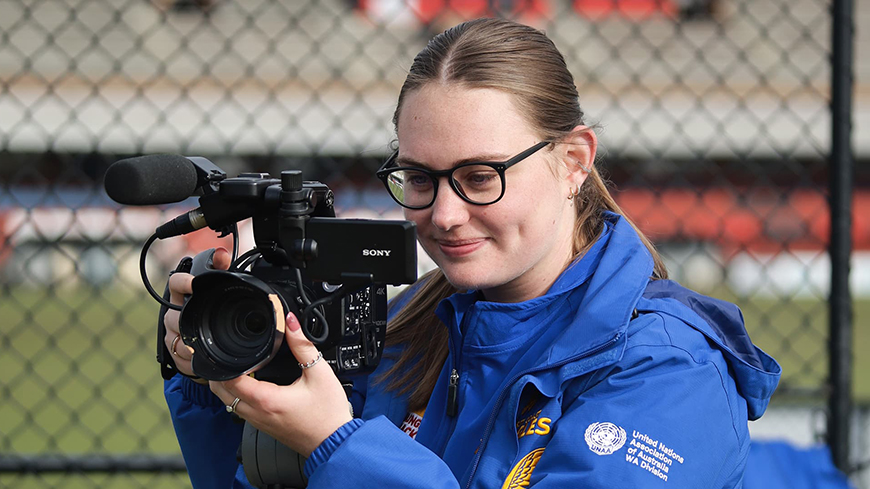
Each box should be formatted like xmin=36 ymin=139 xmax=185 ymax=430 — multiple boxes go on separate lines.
xmin=385 ymin=164 xmax=503 ymax=207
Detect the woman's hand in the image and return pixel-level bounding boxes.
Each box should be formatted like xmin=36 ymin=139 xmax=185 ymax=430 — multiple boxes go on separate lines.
xmin=162 ymin=247 xmax=232 ymax=378
xmin=209 ymin=312 xmax=354 ymax=457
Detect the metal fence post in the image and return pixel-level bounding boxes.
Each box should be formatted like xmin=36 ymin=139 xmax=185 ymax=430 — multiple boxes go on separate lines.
xmin=828 ymin=0 xmax=855 ymax=474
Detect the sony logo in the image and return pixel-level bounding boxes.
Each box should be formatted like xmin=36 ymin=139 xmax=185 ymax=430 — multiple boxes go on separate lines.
xmin=362 ymin=249 xmax=392 ymax=257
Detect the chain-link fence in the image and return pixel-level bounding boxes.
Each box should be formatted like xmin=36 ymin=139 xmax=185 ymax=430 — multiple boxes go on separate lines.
xmin=1 ymin=0 xmax=867 ymax=487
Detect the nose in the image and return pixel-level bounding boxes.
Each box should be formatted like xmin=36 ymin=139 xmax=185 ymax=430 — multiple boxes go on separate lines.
xmin=429 ymin=178 xmax=470 ymax=231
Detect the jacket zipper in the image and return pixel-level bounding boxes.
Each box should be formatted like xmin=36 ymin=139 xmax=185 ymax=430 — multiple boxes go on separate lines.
xmin=463 ymin=332 xmax=622 ymax=489
xmin=434 ymin=308 xmax=473 ymax=457
xmin=447 ymin=368 xmax=460 ymax=417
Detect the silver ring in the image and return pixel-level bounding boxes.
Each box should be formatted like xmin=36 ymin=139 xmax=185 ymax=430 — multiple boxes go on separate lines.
xmin=298 ymin=350 xmax=323 ymax=370
xmin=226 ymin=397 xmax=240 ymax=414
xmin=171 ymin=335 xmax=181 ymax=356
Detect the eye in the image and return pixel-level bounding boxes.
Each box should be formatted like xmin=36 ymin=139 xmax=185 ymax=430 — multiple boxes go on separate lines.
xmin=467 ymin=172 xmax=498 ymax=186
xmin=406 ymin=173 xmax=432 ymax=187
xmin=456 ymin=165 xmax=500 ymax=189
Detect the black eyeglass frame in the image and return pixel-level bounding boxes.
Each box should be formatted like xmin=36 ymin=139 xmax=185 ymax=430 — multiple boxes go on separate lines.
xmin=376 ymin=141 xmax=551 ymax=210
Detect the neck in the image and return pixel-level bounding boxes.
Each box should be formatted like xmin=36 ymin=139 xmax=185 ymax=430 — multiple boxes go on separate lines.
xmin=482 ymin=241 xmax=576 ymax=303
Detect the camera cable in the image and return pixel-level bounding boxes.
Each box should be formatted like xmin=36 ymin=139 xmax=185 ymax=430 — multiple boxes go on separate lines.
xmin=229 ymin=248 xmax=262 ymax=273
xmin=139 ymin=224 xmax=240 ymax=311
xmin=293 ymin=268 xmax=332 ymax=344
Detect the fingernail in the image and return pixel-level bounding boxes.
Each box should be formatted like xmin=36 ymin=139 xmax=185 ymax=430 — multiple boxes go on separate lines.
xmin=286 ymin=312 xmax=300 ymax=332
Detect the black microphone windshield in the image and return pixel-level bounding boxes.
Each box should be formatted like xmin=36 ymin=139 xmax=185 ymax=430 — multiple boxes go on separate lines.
xmin=105 ymin=155 xmax=199 ymax=205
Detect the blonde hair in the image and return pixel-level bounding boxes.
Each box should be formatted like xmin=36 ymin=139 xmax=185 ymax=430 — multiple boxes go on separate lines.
xmin=381 ymin=18 xmax=667 ymax=411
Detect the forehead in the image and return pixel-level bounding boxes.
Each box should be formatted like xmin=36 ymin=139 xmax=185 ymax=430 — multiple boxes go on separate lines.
xmin=396 ymin=84 xmax=536 ymax=164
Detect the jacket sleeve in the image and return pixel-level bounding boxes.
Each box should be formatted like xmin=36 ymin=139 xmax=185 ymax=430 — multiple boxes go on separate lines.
xmin=301 ymin=351 xmax=744 ymax=489
xmin=305 ymin=416 xmax=460 ymax=489
xmin=524 ymin=333 xmax=748 ymax=488
xmin=164 ymin=375 xmax=254 ymax=489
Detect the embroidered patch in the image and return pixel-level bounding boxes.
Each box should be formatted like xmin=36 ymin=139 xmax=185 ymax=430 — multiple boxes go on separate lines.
xmin=584 ymin=422 xmax=627 ymax=455
xmin=516 ymin=409 xmax=552 ymax=439
xmin=501 ymin=448 xmax=545 ymax=489
xmin=623 ymin=429 xmax=684 ymax=482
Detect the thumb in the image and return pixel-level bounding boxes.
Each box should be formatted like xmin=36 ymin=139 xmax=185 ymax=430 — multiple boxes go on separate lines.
xmin=212 ymin=247 xmax=231 ymax=271
xmin=284 ymin=312 xmax=328 ymax=377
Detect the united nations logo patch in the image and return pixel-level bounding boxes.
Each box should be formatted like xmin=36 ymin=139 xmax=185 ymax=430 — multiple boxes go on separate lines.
xmin=584 ymin=422 xmax=627 ymax=456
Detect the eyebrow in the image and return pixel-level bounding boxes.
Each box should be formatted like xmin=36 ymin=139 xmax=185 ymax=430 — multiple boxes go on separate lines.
xmin=395 ymin=152 xmax=512 ymax=169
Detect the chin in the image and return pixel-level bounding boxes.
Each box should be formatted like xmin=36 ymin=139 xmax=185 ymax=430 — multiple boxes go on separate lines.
xmin=440 ymin=268 xmax=497 ymax=292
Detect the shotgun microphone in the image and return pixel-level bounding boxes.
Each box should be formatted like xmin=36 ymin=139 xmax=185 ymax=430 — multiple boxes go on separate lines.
xmin=104 ymin=154 xmax=199 ymax=206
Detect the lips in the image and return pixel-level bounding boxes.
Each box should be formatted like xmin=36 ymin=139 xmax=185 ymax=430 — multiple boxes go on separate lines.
xmin=435 ymin=238 xmax=488 ymax=258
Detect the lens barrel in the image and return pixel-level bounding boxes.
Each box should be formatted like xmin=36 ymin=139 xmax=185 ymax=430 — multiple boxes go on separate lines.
xmin=179 ymin=271 xmax=288 ymax=381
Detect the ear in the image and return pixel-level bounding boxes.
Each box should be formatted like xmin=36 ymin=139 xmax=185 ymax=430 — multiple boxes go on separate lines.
xmin=559 ymin=125 xmax=597 ymax=190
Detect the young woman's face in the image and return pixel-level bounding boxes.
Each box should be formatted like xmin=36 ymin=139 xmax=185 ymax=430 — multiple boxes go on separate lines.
xmin=396 ymin=84 xmax=585 ymax=302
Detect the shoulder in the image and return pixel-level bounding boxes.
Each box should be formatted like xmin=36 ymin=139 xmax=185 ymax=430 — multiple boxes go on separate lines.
xmin=619 ymin=296 xmax=743 ymax=407
xmin=623 ymin=306 xmax=732 ymax=368
xmin=558 ymin=311 xmax=751 ymax=488
xmin=565 ymin=311 xmax=750 ymax=487
xmin=601 ymin=294 xmax=752 ymax=443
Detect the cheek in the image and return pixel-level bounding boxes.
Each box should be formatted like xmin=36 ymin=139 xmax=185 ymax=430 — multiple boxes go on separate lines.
xmin=510 ymin=190 xmax=567 ymax=235
xmin=404 ymin=209 xmax=426 ymax=226
xmin=404 ymin=209 xmax=435 ymax=242
xmin=479 ymin=206 xmax=527 ymax=241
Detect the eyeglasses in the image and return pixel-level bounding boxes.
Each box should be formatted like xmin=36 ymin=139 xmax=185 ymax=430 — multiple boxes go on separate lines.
xmin=376 ymin=141 xmax=550 ymax=210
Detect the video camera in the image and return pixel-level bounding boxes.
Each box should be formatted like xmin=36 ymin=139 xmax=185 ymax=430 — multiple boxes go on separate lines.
xmin=105 ymin=154 xmax=417 ymax=487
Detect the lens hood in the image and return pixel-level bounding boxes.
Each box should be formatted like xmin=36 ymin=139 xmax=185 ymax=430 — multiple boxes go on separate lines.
xmin=179 ymin=270 xmax=288 ymax=381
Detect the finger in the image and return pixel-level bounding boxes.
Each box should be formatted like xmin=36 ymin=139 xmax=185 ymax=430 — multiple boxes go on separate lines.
xmin=164 ymin=330 xmax=194 ymax=366
xmin=163 ymin=309 xmax=180 ymax=336
xmin=163 ymin=306 xmax=193 ymax=354
xmin=164 ymin=336 xmax=194 ymax=379
xmin=212 ymin=375 xmax=279 ymax=413
xmin=209 ymin=379 xmax=236 ymax=406
xmin=220 ymin=374 xmax=269 ymax=402
xmin=173 ymin=338 xmax=194 ymax=362
xmin=164 ymin=328 xmax=178 ymax=353
xmin=164 ymin=309 xmax=195 ymax=369
xmin=209 ymin=381 xmax=249 ymax=417
xmin=284 ymin=312 xmax=329 ymax=379
xmin=168 ymin=272 xmax=194 ymax=306
xmin=212 ymin=247 xmax=231 ymax=271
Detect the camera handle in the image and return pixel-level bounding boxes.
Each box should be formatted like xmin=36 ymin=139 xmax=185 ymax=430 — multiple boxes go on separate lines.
xmin=239 ymin=382 xmax=356 ymax=489
xmin=156 ymin=256 xmax=193 ymax=379
xmin=240 ymin=421 xmax=309 ymax=489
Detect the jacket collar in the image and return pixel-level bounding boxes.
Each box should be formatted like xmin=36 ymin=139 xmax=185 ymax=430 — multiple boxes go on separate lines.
xmin=546 ymin=212 xmax=654 ymax=363
xmin=435 ymin=212 xmax=654 ymax=365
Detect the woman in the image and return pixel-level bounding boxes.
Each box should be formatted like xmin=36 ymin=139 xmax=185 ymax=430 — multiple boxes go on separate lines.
xmin=163 ymin=18 xmax=781 ymax=488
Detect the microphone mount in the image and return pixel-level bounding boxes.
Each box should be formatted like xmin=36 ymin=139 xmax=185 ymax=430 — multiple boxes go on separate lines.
xmin=152 ymin=158 xmax=234 ymax=241
xmin=186 ymin=156 xmax=228 ymax=197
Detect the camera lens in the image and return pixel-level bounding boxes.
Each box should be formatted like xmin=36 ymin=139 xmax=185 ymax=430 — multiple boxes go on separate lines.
xmin=202 ymin=287 xmax=276 ymax=367
xmin=237 ymin=310 xmax=269 ymax=338
xmin=179 ymin=270 xmax=292 ymax=381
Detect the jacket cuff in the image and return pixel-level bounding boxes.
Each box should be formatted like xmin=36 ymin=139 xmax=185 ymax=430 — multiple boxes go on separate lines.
xmin=304 ymin=418 xmax=366 ymax=479
xmin=176 ymin=374 xmax=223 ymax=408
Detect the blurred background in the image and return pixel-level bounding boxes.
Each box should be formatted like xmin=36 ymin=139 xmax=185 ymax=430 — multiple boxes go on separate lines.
xmin=0 ymin=0 xmax=867 ymax=487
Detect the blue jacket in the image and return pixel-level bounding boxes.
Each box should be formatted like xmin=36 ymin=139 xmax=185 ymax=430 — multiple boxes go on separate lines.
xmin=165 ymin=212 xmax=781 ymax=488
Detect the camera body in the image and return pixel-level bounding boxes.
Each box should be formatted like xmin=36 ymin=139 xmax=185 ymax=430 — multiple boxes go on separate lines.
xmin=152 ymin=166 xmax=416 ymax=385
xmin=109 ymin=155 xmax=418 ymax=489
xmin=244 ymin=260 xmax=390 ymax=383
xmin=175 ymin=256 xmax=388 ymax=385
